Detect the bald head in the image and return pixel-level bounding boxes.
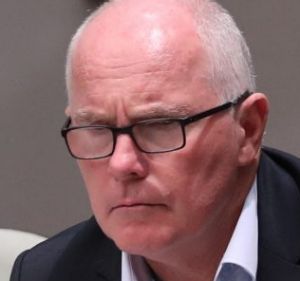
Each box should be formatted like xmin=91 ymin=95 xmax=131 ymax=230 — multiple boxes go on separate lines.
xmin=75 ymin=0 xmax=199 ymax=59
xmin=67 ymin=0 xmax=210 ymax=106
xmin=66 ymin=0 xmax=255 ymax=102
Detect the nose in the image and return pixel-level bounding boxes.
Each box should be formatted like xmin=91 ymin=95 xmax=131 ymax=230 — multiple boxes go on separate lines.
xmin=108 ymin=134 xmax=149 ymax=182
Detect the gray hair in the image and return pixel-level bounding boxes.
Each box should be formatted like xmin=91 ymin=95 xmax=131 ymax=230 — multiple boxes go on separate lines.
xmin=66 ymin=0 xmax=256 ymax=102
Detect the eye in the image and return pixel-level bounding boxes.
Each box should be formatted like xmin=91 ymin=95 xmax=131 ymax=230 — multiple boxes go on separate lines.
xmin=139 ymin=119 xmax=177 ymax=130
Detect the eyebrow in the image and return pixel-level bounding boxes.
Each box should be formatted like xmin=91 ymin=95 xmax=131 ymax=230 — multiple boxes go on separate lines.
xmin=72 ymin=110 xmax=111 ymax=125
xmin=130 ymin=105 xmax=193 ymax=121
xmin=72 ymin=104 xmax=194 ymax=125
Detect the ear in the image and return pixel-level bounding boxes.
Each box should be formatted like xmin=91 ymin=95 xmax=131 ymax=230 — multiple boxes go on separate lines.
xmin=236 ymin=93 xmax=269 ymax=166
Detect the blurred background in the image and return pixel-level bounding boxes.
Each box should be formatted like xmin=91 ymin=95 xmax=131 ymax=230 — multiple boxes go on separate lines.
xmin=1 ymin=0 xmax=299 ymax=237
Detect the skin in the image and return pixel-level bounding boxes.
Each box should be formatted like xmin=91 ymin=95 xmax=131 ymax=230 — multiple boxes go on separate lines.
xmin=66 ymin=0 xmax=269 ymax=280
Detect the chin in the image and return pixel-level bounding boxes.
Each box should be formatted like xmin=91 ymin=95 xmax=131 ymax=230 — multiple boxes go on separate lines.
xmin=104 ymin=223 xmax=177 ymax=257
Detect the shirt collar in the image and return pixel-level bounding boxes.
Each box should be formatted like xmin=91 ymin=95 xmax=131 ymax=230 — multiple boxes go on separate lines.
xmin=122 ymin=180 xmax=258 ymax=281
xmin=214 ymin=179 xmax=258 ymax=280
xmin=122 ymin=252 xmax=153 ymax=281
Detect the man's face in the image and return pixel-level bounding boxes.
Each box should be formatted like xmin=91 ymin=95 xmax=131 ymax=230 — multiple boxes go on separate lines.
xmin=67 ymin=4 xmax=245 ymax=259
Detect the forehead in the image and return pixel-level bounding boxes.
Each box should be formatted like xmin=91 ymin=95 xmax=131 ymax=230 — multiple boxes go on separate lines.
xmin=68 ymin=0 xmax=215 ymax=121
xmin=72 ymin=0 xmax=206 ymax=75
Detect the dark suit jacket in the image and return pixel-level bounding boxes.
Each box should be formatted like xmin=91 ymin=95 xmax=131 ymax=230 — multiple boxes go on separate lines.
xmin=10 ymin=147 xmax=300 ymax=281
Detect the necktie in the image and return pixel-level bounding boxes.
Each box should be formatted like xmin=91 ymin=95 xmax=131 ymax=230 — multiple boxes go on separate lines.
xmin=216 ymin=262 xmax=253 ymax=281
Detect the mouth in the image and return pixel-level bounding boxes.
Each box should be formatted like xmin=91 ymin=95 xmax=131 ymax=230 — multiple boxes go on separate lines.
xmin=111 ymin=203 xmax=167 ymax=212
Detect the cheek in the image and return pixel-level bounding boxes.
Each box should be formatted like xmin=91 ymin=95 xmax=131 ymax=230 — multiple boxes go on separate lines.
xmin=77 ymin=160 xmax=110 ymax=213
xmin=149 ymin=118 xmax=240 ymax=209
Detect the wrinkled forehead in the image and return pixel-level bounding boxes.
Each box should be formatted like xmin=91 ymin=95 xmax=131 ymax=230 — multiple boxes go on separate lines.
xmin=69 ymin=0 xmax=208 ymax=87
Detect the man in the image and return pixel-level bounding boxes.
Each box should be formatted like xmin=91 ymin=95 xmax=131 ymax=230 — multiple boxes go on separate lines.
xmin=10 ymin=0 xmax=300 ymax=280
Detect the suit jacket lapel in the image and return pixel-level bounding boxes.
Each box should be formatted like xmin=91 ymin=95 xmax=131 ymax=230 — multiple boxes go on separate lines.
xmin=257 ymin=148 xmax=300 ymax=280
xmin=48 ymin=217 xmax=121 ymax=281
xmin=257 ymin=248 xmax=300 ymax=280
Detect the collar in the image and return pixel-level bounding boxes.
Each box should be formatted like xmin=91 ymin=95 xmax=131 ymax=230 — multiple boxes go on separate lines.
xmin=214 ymin=179 xmax=258 ymax=280
xmin=122 ymin=252 xmax=152 ymax=281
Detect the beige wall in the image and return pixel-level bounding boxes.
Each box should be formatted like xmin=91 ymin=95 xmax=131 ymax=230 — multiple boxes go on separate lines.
xmin=1 ymin=0 xmax=300 ymax=237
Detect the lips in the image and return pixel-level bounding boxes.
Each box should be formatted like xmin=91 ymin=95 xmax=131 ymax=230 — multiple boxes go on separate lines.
xmin=113 ymin=203 xmax=161 ymax=209
xmin=110 ymin=202 xmax=167 ymax=213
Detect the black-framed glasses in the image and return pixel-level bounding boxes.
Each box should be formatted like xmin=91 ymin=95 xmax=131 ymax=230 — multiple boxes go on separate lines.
xmin=61 ymin=91 xmax=251 ymax=160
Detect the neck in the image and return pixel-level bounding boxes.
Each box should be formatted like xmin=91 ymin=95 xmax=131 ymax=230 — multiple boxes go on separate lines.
xmin=146 ymin=216 xmax=237 ymax=281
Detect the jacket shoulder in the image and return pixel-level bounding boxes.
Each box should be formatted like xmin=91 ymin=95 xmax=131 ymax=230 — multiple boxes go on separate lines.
xmin=260 ymin=146 xmax=300 ymax=192
xmin=10 ymin=220 xmax=89 ymax=281
xmin=257 ymin=147 xmax=300 ymax=279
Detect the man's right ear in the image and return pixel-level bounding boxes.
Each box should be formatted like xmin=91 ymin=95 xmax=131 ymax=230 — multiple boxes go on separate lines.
xmin=236 ymin=92 xmax=269 ymax=166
